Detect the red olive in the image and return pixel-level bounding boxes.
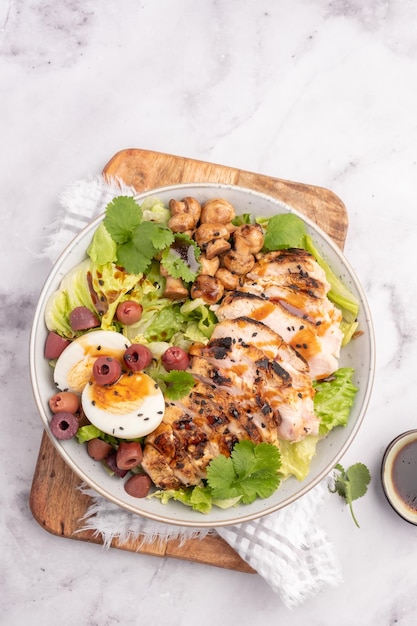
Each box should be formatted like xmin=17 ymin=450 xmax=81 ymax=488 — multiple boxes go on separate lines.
xmin=116 ymin=441 xmax=143 ymax=470
xmin=123 ymin=344 xmax=153 ymax=371
xmin=116 ymin=300 xmax=143 ymax=325
xmin=87 ymin=438 xmax=113 ymax=461
xmin=124 ymin=473 xmax=152 ymax=498
xmin=69 ymin=306 xmax=100 ymax=331
xmin=49 ymin=391 xmax=80 ymax=414
xmin=92 ymin=356 xmax=122 ymax=385
xmin=44 ymin=331 xmax=71 ymax=359
xmin=49 ymin=411 xmax=79 ymax=440
xmin=104 ymin=449 xmax=128 ymax=477
xmin=161 ymin=346 xmax=190 ymax=372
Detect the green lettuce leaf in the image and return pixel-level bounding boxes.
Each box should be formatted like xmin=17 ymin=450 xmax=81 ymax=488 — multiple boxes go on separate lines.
xmin=314 ymin=367 xmax=358 ymax=436
xmin=304 ymin=235 xmax=359 ymax=325
xmin=87 ymin=223 xmax=117 ymax=265
xmin=278 ymin=436 xmax=320 ymax=481
xmin=140 ymin=197 xmax=171 ymax=224
xmin=150 ymin=486 xmax=213 ymax=514
xmin=180 ymin=297 xmax=217 ymax=341
xmin=44 ymin=259 xmax=96 ymax=339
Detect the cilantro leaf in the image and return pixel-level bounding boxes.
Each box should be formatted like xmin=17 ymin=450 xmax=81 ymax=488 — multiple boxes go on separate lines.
xmin=160 ymin=236 xmax=201 ymax=283
xmin=207 ymin=441 xmax=281 ymax=505
xmin=104 ymin=196 xmax=143 ymax=244
xmin=330 ymin=462 xmax=371 ymax=528
xmin=158 ymin=370 xmax=196 ymax=400
xmin=116 ymin=240 xmax=151 ymax=274
xmin=206 ymin=455 xmax=239 ymax=500
xmin=103 ymin=197 xmax=175 ymax=274
xmin=133 ymin=221 xmax=174 ymax=251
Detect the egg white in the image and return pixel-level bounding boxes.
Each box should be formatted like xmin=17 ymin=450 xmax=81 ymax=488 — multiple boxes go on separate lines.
xmin=81 ymin=371 xmax=165 ymax=438
xmin=54 ymin=330 xmax=131 ymax=394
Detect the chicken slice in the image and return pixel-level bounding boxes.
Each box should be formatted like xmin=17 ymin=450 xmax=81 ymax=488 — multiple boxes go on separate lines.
xmin=216 ymin=291 xmax=342 ymax=380
xmin=141 ymin=444 xmax=183 ymax=491
xmin=190 ymin=330 xmax=318 ymax=442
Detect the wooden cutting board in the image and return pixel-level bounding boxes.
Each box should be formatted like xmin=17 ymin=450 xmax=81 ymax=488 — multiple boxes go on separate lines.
xmin=29 ymin=148 xmax=348 ymax=573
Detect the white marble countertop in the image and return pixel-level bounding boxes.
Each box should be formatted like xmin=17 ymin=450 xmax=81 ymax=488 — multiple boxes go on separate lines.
xmin=2 ymin=1 xmax=417 ymax=623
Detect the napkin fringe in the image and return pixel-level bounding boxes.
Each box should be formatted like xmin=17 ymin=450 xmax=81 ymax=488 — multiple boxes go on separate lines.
xmin=76 ymin=485 xmax=213 ymax=550
xmin=42 ymin=174 xmax=137 ymax=263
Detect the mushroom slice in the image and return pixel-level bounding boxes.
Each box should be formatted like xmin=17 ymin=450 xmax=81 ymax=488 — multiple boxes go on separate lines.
xmin=190 ymin=275 xmax=224 ymax=304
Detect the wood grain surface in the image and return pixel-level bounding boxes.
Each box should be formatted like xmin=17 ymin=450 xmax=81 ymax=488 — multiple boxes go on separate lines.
xmin=103 ymin=148 xmax=347 ymax=250
xmin=29 ymin=148 xmax=348 ymax=572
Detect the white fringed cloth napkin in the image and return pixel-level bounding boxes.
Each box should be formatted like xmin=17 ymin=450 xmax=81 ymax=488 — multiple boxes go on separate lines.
xmin=41 ymin=175 xmax=342 ymax=608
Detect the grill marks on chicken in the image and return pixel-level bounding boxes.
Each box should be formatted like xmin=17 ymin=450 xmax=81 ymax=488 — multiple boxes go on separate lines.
xmin=217 ymin=249 xmax=343 ymax=380
xmin=142 ymin=248 xmax=341 ymax=490
xmin=142 ymin=317 xmax=320 ymax=489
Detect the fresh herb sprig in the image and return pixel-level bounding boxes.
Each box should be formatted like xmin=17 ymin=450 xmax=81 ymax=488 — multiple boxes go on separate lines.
xmin=207 ymin=440 xmax=282 ymax=504
xmin=330 ymin=462 xmax=371 ymax=527
xmin=103 ymin=196 xmax=201 ymax=279
xmin=103 ymin=196 xmax=174 ymax=274
xmin=151 ymin=441 xmax=282 ymax=513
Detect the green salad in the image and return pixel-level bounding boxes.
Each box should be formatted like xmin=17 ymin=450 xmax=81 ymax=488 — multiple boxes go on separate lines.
xmin=44 ymin=195 xmax=360 ymax=513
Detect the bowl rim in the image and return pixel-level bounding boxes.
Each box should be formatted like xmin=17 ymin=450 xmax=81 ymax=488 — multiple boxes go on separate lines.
xmin=30 ymin=181 xmax=376 ymax=527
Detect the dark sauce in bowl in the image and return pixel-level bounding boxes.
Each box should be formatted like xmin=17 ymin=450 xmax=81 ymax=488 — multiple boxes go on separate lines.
xmin=381 ymin=430 xmax=417 ymax=524
xmin=391 ymin=440 xmax=417 ymax=512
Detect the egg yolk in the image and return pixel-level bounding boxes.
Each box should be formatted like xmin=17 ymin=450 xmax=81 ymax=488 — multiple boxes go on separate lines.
xmin=89 ymin=372 xmax=160 ymax=415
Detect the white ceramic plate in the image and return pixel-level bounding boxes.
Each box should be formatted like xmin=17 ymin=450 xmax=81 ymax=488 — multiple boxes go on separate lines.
xmin=30 ymin=183 xmax=375 ymax=527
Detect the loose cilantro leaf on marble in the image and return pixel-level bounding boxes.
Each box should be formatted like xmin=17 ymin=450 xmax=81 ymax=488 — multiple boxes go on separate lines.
xmin=330 ymin=462 xmax=371 ymax=528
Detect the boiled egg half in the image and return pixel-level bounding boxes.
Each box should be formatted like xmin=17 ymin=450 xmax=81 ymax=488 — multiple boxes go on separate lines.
xmin=54 ymin=330 xmax=131 ymax=394
xmin=82 ymin=371 xmax=165 ymax=438
xmin=53 ymin=329 xmax=165 ymax=438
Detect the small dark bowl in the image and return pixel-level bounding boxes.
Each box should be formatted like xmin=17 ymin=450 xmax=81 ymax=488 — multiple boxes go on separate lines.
xmin=381 ymin=430 xmax=417 ymax=525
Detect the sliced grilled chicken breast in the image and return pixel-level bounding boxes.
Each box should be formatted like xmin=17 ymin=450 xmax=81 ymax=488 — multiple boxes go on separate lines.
xmin=142 ymin=249 xmax=341 ymax=490
xmin=142 ymin=316 xmax=319 ymax=489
